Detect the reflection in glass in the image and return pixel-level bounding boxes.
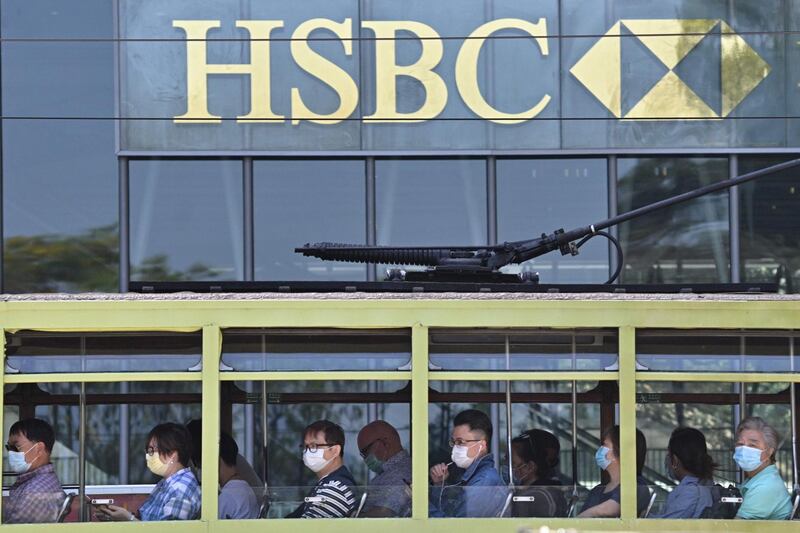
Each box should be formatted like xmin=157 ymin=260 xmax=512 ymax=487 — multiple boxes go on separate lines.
xmin=222 ymin=329 xmax=410 ymax=371
xmin=429 ymin=329 xmax=618 ymax=371
xmin=617 ymin=158 xmax=730 ymax=283
xmin=5 ymin=332 xmax=203 ymax=374
xmin=636 ymin=330 xmax=798 ymax=372
xmin=254 ymin=160 xmax=366 ymax=281
xmin=497 ymin=159 xmax=608 ymax=283
xmin=130 ymin=160 xmax=244 ymax=281
xmin=739 ymin=156 xmax=800 ymax=292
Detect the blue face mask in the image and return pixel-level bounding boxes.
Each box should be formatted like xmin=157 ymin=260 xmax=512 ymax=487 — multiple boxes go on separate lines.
xmin=733 ymin=445 xmax=764 ymax=472
xmin=595 ymin=446 xmax=613 ymax=471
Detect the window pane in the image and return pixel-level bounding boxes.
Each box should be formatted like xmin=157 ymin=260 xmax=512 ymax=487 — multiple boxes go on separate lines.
xmin=497 ymin=159 xmax=608 ymax=283
xmin=5 ymin=332 xmax=203 ymax=373
xmin=429 ymin=328 xmax=618 ymax=371
xmin=254 ymin=160 xmax=366 ymax=281
xmin=375 ymin=159 xmax=486 ymax=278
xmin=130 ymin=160 xmax=244 ymax=281
xmin=739 ymin=156 xmax=800 ymax=291
xmin=2 ymin=0 xmax=113 ymax=38
xmin=221 ymin=329 xmax=411 ymax=371
xmin=636 ymin=330 xmax=799 ymax=373
xmin=617 ymin=157 xmax=730 ymax=283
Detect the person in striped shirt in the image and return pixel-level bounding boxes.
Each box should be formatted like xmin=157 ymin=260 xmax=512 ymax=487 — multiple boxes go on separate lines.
xmin=287 ymin=420 xmax=358 ymax=519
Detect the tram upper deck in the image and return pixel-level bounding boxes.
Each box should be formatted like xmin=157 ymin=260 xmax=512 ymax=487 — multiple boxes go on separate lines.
xmin=0 ymin=292 xmax=798 ymax=532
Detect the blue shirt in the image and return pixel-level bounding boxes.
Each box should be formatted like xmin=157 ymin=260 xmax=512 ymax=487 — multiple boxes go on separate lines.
xmin=365 ymin=450 xmax=412 ymax=517
xmin=138 ymin=468 xmax=201 ymax=521
xmin=655 ymin=475 xmax=713 ymax=519
xmin=430 ymin=454 xmax=507 ymax=518
xmin=737 ymin=464 xmax=792 ymax=520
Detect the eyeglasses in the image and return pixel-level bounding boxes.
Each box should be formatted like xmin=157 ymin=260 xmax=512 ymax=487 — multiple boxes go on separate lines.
xmin=359 ymin=439 xmax=382 ymax=458
xmin=144 ymin=446 xmax=160 ymax=456
xmin=448 ymin=438 xmax=482 ymax=448
xmin=300 ymin=443 xmax=335 ymax=453
xmin=5 ymin=443 xmax=34 ymax=453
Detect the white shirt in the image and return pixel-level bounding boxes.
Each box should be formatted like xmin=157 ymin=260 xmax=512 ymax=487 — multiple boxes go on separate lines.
xmin=219 ymin=479 xmax=259 ymax=519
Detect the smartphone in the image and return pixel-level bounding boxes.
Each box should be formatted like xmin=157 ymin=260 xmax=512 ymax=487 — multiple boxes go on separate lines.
xmin=91 ymin=498 xmax=115 ymax=506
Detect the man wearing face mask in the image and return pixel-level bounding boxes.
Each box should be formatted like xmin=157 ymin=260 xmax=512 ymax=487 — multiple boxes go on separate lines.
xmin=4 ymin=418 xmax=66 ymax=524
xmin=429 ymin=409 xmax=506 ymax=517
xmin=357 ymin=420 xmax=412 ymax=517
xmin=733 ymin=417 xmax=792 ymax=520
xmin=287 ymin=419 xmax=357 ymax=518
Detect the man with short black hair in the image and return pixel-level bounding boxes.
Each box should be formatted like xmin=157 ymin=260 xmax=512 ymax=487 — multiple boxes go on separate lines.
xmin=218 ymin=431 xmax=259 ymax=519
xmin=4 ymin=418 xmax=66 ymax=523
xmin=288 ymin=419 xmax=357 ymax=518
xmin=429 ymin=409 xmax=506 ymax=517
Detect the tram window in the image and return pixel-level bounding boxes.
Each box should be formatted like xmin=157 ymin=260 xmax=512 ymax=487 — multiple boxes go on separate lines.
xmin=228 ymin=380 xmax=411 ymax=519
xmin=4 ymin=331 xmax=203 ymax=374
xmin=636 ymin=381 xmax=797 ymax=520
xmin=636 ymin=330 xmax=799 ymax=372
xmin=428 ymin=329 xmax=618 ymax=371
xmin=3 ymin=381 xmax=202 ymax=523
xmin=429 ymin=380 xmax=611 ymax=518
xmin=221 ymin=329 xmax=411 ymax=372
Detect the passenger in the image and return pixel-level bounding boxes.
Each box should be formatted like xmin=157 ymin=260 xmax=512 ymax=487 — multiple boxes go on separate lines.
xmin=186 ymin=419 xmax=265 ymax=503
xmin=4 ymin=418 xmax=66 ymax=524
xmin=733 ymin=417 xmax=792 ymax=520
xmin=219 ymin=431 xmax=259 ymax=519
xmin=429 ymin=409 xmax=506 ymax=517
xmin=532 ymin=428 xmax=570 ymax=485
xmin=287 ymin=420 xmax=357 ymax=518
xmin=510 ymin=430 xmax=567 ymax=517
xmin=578 ymin=425 xmax=650 ymax=517
xmin=97 ymin=423 xmax=201 ymax=521
xmin=654 ymin=427 xmax=715 ymax=518
xmin=357 ymin=420 xmax=412 ymax=517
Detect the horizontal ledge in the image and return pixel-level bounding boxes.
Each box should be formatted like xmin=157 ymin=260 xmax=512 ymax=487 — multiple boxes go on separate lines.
xmin=4 ymin=372 xmax=202 ymax=384
xmin=219 ymin=371 xmax=413 ymax=381
xmin=636 ymin=371 xmax=800 ymax=383
xmin=432 ymin=371 xmax=617 ymax=381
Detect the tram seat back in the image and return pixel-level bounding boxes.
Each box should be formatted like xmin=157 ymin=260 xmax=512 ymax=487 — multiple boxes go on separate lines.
xmin=789 ymin=490 xmax=799 ymax=520
xmin=351 ymin=492 xmax=367 ymax=518
xmin=698 ymin=484 xmax=742 ymax=519
xmin=57 ymin=493 xmax=76 ymax=523
xmin=640 ymin=491 xmax=657 ymax=518
xmin=498 ymin=490 xmax=513 ymax=517
xmin=257 ymin=498 xmax=270 ymax=519
xmin=565 ymin=493 xmax=579 ymax=518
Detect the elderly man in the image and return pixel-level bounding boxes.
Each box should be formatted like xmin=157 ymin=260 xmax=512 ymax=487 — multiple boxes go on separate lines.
xmin=4 ymin=418 xmax=66 ymax=524
xmin=357 ymin=420 xmax=412 ymax=517
xmin=733 ymin=416 xmax=792 ymax=520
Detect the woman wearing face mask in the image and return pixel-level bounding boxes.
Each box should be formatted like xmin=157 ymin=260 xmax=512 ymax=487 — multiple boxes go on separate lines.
xmin=510 ymin=430 xmax=567 ymax=517
xmin=97 ymin=423 xmax=201 ymax=521
xmin=653 ymin=427 xmax=715 ymax=518
xmin=578 ymin=425 xmax=651 ymax=518
xmin=733 ymin=417 xmax=792 ymax=520
xmin=286 ymin=419 xmax=357 ymax=519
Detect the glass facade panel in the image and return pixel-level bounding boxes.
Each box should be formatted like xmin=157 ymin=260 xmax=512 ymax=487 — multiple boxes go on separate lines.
xmin=739 ymin=156 xmax=800 ymax=291
xmin=129 ymin=160 xmax=244 ymax=281
xmin=5 ymin=332 xmax=203 ymax=374
xmin=429 ymin=329 xmax=618 ymax=371
xmin=221 ymin=329 xmax=411 ymax=371
xmin=617 ymin=157 xmax=730 ymax=283
xmin=636 ymin=330 xmax=799 ymax=372
xmin=497 ymin=159 xmax=609 ymax=283
xmin=254 ymin=160 xmax=366 ymax=281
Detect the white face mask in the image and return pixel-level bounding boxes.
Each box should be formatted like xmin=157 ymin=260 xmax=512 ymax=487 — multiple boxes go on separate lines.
xmin=7 ymin=445 xmax=36 ymax=474
xmin=451 ymin=442 xmax=482 ymax=469
xmin=303 ymin=448 xmax=334 ymax=473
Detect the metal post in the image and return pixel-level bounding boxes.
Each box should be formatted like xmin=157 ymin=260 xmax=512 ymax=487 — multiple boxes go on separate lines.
xmin=261 ymin=380 xmax=269 ymax=499
xmin=78 ymin=381 xmax=87 ymax=522
xmin=487 ymin=157 xmax=498 ymax=246
xmin=118 ymin=157 xmax=130 ymax=293
xmin=571 ymin=334 xmax=578 ymax=496
xmin=366 ymin=158 xmax=377 ymax=281
xmin=729 ymin=155 xmax=740 ymax=283
xmin=118 ymin=382 xmax=129 ymax=485
xmin=607 ymin=156 xmax=619 ymax=283
xmin=791 ymin=337 xmax=798 ymax=490
xmin=505 ymin=336 xmax=513 ymax=486
xmin=243 ymin=157 xmax=254 ymax=281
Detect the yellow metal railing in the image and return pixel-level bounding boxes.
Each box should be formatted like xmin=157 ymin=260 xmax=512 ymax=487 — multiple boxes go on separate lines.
xmin=0 ymin=297 xmax=797 ymax=532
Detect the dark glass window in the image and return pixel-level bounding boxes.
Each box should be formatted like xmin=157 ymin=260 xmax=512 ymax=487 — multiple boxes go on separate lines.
xmin=130 ymin=160 xmax=244 ymax=281
xmin=1 ymin=1 xmax=117 ymax=292
xmin=254 ymin=160 xmax=366 ymax=280
xmin=497 ymin=159 xmax=609 ymax=283
xmin=617 ymin=157 xmax=730 ymax=283
xmin=739 ymin=156 xmax=800 ymax=292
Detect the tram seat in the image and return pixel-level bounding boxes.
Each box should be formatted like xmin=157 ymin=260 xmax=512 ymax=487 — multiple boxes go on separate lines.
xmin=565 ymin=494 xmax=579 ymax=518
xmin=498 ymin=490 xmax=514 ymax=517
xmin=257 ymin=498 xmax=270 ymax=519
xmin=57 ymin=493 xmax=76 ymax=523
xmin=789 ymin=490 xmax=799 ymax=520
xmin=640 ymin=491 xmax=657 ymax=518
xmin=351 ymin=492 xmax=367 ymax=518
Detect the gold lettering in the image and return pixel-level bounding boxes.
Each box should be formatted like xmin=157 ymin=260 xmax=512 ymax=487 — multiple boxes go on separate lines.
xmin=172 ymin=20 xmax=284 ymax=124
xmin=455 ymin=18 xmax=551 ymax=124
xmin=290 ymin=18 xmax=358 ymax=125
xmin=361 ymin=21 xmax=447 ymax=123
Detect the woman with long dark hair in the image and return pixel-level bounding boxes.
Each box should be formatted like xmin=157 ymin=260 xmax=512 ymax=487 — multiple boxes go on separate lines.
xmin=655 ymin=427 xmax=716 ymax=518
